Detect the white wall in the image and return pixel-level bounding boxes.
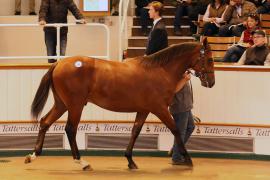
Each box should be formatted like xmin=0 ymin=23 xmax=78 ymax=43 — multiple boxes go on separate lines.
xmin=0 ymin=67 xmax=270 ymax=126
xmin=192 ymin=69 xmax=270 ymax=125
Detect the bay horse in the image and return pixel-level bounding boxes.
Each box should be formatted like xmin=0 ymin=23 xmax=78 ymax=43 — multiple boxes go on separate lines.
xmin=24 ymin=38 xmax=215 ymax=170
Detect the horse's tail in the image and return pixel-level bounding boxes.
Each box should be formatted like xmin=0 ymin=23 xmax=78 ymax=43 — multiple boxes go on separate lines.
xmin=31 ymin=63 xmax=57 ymax=120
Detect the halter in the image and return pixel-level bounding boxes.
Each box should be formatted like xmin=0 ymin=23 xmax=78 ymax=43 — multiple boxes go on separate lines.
xmin=188 ymin=45 xmax=214 ymax=87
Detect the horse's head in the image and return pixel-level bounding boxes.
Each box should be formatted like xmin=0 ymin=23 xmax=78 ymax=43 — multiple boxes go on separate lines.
xmin=191 ymin=37 xmax=215 ymax=88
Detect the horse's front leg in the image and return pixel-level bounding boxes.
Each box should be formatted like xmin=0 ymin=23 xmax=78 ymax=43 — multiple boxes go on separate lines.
xmin=155 ymin=108 xmax=193 ymax=167
xmin=125 ymin=112 xmax=149 ymax=169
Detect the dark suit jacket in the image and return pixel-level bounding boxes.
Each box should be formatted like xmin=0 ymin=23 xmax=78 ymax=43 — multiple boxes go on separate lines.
xmin=145 ymin=19 xmax=168 ymax=55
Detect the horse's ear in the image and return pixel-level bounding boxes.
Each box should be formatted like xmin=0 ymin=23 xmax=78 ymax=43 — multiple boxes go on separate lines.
xmin=201 ymin=36 xmax=208 ymax=48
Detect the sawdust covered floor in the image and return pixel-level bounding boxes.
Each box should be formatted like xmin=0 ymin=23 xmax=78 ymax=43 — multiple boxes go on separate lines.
xmin=0 ymin=156 xmax=270 ymax=180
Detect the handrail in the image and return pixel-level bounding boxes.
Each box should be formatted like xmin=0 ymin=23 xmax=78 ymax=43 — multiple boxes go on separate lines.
xmin=119 ymin=0 xmax=130 ymax=61
xmin=0 ymin=23 xmax=110 ymax=60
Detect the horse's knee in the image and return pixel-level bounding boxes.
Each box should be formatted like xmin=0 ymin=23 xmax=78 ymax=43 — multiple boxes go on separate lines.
xmin=39 ymin=119 xmax=50 ymax=132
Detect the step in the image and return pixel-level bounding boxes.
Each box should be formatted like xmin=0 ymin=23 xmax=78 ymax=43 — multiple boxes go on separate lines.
xmin=127 ymin=48 xmax=146 ymax=58
xmin=132 ymin=25 xmax=191 ymax=36
xmin=163 ymin=6 xmax=176 ymax=16
xmin=133 ymin=16 xmax=189 ymax=26
xmin=164 ymin=0 xmax=174 ymax=6
xmin=128 ymin=36 xmax=195 ymax=47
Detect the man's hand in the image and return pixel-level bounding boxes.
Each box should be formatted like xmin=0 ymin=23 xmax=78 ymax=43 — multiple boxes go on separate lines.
xmin=174 ymin=71 xmax=191 ymax=93
xmin=182 ymin=71 xmax=191 ymax=81
xmin=210 ymin=18 xmax=217 ymax=23
xmin=39 ymin=20 xmax=46 ymax=26
xmin=76 ymin=19 xmax=87 ymax=24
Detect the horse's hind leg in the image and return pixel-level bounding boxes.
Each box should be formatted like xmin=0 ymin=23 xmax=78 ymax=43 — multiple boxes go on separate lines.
xmin=65 ymin=105 xmax=91 ymax=171
xmin=25 ymin=103 xmax=66 ymax=164
xmin=125 ymin=112 xmax=149 ymax=169
xmin=155 ymin=109 xmax=193 ymax=167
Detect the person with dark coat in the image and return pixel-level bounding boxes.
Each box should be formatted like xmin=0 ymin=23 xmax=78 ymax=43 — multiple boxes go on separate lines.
xmin=145 ymin=1 xmax=168 ymax=55
xmin=135 ymin=0 xmax=164 ymax=36
xmin=39 ymin=0 xmax=86 ymax=63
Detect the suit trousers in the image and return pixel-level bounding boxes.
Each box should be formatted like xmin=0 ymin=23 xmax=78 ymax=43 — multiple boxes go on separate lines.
xmin=45 ymin=31 xmax=67 ymax=63
xmin=15 ymin=0 xmax=35 ymax=12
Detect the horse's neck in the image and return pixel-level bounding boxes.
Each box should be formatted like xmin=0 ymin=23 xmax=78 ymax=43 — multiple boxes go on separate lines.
xmin=164 ymin=56 xmax=191 ymax=82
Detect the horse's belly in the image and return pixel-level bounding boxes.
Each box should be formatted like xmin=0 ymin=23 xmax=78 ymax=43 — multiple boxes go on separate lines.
xmin=88 ymin=93 xmax=146 ymax=113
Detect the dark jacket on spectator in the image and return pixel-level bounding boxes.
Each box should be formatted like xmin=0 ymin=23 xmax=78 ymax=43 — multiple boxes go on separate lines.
xmin=245 ymin=45 xmax=269 ymax=65
xmin=39 ymin=0 xmax=84 ymax=34
xmin=145 ymin=19 xmax=168 ymax=55
xmin=223 ymin=0 xmax=256 ymax=25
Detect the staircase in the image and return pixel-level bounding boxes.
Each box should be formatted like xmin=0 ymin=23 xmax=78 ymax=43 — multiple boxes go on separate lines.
xmin=127 ymin=0 xmax=196 ymax=58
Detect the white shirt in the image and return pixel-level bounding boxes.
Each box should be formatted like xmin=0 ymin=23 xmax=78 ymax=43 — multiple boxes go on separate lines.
xmin=153 ymin=17 xmax=162 ymax=28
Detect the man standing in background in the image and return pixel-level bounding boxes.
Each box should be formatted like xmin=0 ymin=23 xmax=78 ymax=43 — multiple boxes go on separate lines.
xmin=39 ymin=0 xmax=86 ymax=63
xmin=145 ymin=1 xmax=168 ymax=55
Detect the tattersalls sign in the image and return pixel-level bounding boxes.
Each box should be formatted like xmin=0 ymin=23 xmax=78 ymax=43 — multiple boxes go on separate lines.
xmin=1 ymin=122 xmax=270 ymax=154
xmin=0 ymin=122 xmax=270 ymax=138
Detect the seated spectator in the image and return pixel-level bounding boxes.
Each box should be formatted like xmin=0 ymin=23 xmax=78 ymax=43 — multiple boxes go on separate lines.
xmin=256 ymin=0 xmax=270 ymax=14
xmin=223 ymin=14 xmax=260 ymax=62
xmin=111 ymin=0 xmax=119 ymax=16
xmin=172 ymin=0 xmax=211 ymax=36
xmin=219 ymin=0 xmax=257 ymax=37
xmin=202 ymin=0 xmax=228 ymax=36
xmin=135 ymin=0 xmax=164 ymax=36
xmin=15 ymin=0 xmax=36 ymax=15
xmin=237 ymin=30 xmax=270 ymax=65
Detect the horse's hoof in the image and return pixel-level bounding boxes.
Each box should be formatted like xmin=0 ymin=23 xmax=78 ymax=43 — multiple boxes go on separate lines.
xmin=128 ymin=163 xmax=138 ymax=170
xmin=24 ymin=155 xmax=31 ymax=164
xmin=83 ymin=164 xmax=93 ymax=171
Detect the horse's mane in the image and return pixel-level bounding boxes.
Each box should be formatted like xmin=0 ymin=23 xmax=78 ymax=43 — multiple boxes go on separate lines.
xmin=140 ymin=42 xmax=199 ymax=68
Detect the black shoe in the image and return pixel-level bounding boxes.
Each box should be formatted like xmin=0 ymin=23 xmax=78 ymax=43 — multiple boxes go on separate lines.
xmin=174 ymin=28 xmax=182 ymax=36
xmin=29 ymin=12 xmax=37 ymax=15
xmin=15 ymin=11 xmax=21 ymax=15
xmin=112 ymin=11 xmax=119 ymax=16
xmin=171 ymin=159 xmax=186 ymax=165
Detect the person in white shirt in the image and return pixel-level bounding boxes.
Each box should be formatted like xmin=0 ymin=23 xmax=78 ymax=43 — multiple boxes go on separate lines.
xmin=202 ymin=0 xmax=228 ymax=36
